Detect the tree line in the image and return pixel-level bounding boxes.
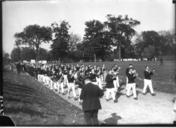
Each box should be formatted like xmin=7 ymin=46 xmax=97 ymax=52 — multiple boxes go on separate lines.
xmin=9 ymin=14 xmax=176 ymax=62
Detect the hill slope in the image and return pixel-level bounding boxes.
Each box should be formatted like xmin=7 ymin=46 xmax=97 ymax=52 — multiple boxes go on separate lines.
xmin=3 ymin=71 xmax=84 ymax=126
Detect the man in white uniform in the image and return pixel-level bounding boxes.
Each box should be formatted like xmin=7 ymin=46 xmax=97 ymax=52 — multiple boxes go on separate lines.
xmin=142 ymin=66 xmax=155 ymax=96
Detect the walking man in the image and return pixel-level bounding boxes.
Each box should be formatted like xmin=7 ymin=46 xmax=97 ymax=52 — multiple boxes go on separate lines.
xmin=142 ymin=66 xmax=156 ymax=96
xmin=125 ymin=64 xmax=133 ymax=90
xmin=105 ymin=70 xmax=117 ymax=102
xmin=126 ymin=68 xmax=138 ymax=100
xmin=67 ymin=70 xmax=77 ymax=99
xmin=80 ymin=75 xmax=104 ymax=125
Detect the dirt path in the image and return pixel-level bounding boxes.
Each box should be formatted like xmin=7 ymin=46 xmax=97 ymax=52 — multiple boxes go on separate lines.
xmin=53 ymin=87 xmax=175 ymax=124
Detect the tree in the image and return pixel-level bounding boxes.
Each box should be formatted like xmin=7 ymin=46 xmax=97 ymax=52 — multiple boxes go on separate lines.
xmin=134 ymin=31 xmax=164 ymax=59
xmin=68 ymin=33 xmax=81 ymax=52
xmin=105 ymin=14 xmax=140 ymax=59
xmin=159 ymin=31 xmax=176 ymax=55
xmin=50 ymin=21 xmax=70 ymax=61
xmin=11 ymin=47 xmax=49 ymax=62
xmin=20 ymin=47 xmax=36 ymax=61
xmin=38 ymin=48 xmax=49 ymax=60
xmin=83 ymin=20 xmax=112 ymax=61
xmin=74 ymin=43 xmax=85 ymax=60
xmin=14 ymin=24 xmax=52 ymax=61
xmin=67 ymin=33 xmax=82 ymax=60
xmin=11 ymin=48 xmax=21 ymax=62
xmin=3 ymin=52 xmax=11 ymax=64
xmin=142 ymin=45 xmax=155 ymax=60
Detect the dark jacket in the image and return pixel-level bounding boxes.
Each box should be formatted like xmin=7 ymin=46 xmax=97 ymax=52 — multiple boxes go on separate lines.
xmin=80 ymin=82 xmax=104 ymax=111
xmin=126 ymin=68 xmax=130 ymax=76
xmin=76 ymin=75 xmax=84 ymax=88
xmin=128 ymin=73 xmax=136 ymax=83
xmin=105 ymin=74 xmax=116 ymax=88
xmin=144 ymin=70 xmax=153 ymax=80
xmin=67 ymin=74 xmax=75 ymax=83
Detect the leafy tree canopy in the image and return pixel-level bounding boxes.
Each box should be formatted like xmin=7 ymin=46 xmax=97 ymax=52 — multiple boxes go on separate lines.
xmin=14 ymin=24 xmax=52 ymax=60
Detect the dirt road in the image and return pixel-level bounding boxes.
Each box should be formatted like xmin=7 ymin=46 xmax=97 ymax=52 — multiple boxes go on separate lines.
xmin=55 ymin=87 xmax=175 ymax=124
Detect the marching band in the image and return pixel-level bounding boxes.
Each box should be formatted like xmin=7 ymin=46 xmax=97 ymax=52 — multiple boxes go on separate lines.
xmin=14 ymin=62 xmax=156 ymax=103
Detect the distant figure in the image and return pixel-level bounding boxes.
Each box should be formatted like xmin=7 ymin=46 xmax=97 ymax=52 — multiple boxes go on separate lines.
xmin=159 ymin=58 xmax=163 ymax=65
xmin=142 ymin=66 xmax=156 ymax=96
xmin=80 ymin=75 xmax=104 ymax=125
xmin=15 ymin=62 xmax=21 ymax=74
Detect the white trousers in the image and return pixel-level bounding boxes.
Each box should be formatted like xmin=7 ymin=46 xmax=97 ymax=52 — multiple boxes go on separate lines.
xmin=55 ymin=81 xmax=63 ymax=93
xmin=53 ymin=81 xmax=60 ymax=92
xmin=60 ymin=82 xmax=67 ymax=94
xmin=44 ymin=76 xmax=50 ymax=87
xmin=125 ymin=77 xmax=128 ymax=91
xmin=63 ymin=75 xmax=68 ymax=85
xmin=106 ymin=88 xmax=117 ymax=101
xmin=59 ymin=75 xmax=68 ymax=94
xmin=96 ymin=77 xmax=103 ymax=89
xmin=38 ymin=74 xmax=46 ymax=83
xmin=143 ymin=79 xmax=154 ymax=94
xmin=113 ymin=76 xmax=120 ymax=89
xmin=37 ymin=74 xmax=42 ymax=82
xmin=67 ymin=82 xmax=77 ymax=98
xmin=126 ymin=83 xmax=137 ymax=98
xmin=47 ymin=77 xmax=54 ymax=90
xmin=42 ymin=75 xmax=46 ymax=83
xmin=78 ymin=88 xmax=82 ymax=102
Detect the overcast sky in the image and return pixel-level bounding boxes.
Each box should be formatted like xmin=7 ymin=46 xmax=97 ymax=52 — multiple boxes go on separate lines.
xmin=3 ymin=0 xmax=174 ymax=54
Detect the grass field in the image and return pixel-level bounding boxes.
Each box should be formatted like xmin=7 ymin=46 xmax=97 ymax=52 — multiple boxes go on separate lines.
xmin=66 ymin=60 xmax=176 ymax=94
xmin=3 ymin=70 xmax=85 ymax=126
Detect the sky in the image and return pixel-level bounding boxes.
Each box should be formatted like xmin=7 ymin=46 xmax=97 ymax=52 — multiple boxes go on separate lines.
xmin=3 ymin=0 xmax=175 ymax=54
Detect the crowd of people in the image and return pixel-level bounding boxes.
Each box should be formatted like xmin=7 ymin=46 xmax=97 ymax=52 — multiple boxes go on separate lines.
xmin=13 ymin=61 xmax=158 ymax=125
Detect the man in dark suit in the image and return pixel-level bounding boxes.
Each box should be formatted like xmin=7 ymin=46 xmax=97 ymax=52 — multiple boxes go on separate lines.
xmin=80 ymin=75 xmax=104 ymax=125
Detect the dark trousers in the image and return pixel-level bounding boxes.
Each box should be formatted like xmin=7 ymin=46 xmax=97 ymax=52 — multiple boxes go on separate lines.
xmin=84 ymin=110 xmax=99 ymax=125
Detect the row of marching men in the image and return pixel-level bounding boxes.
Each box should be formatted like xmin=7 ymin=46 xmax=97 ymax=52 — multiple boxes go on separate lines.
xmin=37 ymin=63 xmax=107 ymax=103
xmin=14 ymin=62 xmax=156 ymax=103
xmin=35 ymin=63 xmax=156 ymax=103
